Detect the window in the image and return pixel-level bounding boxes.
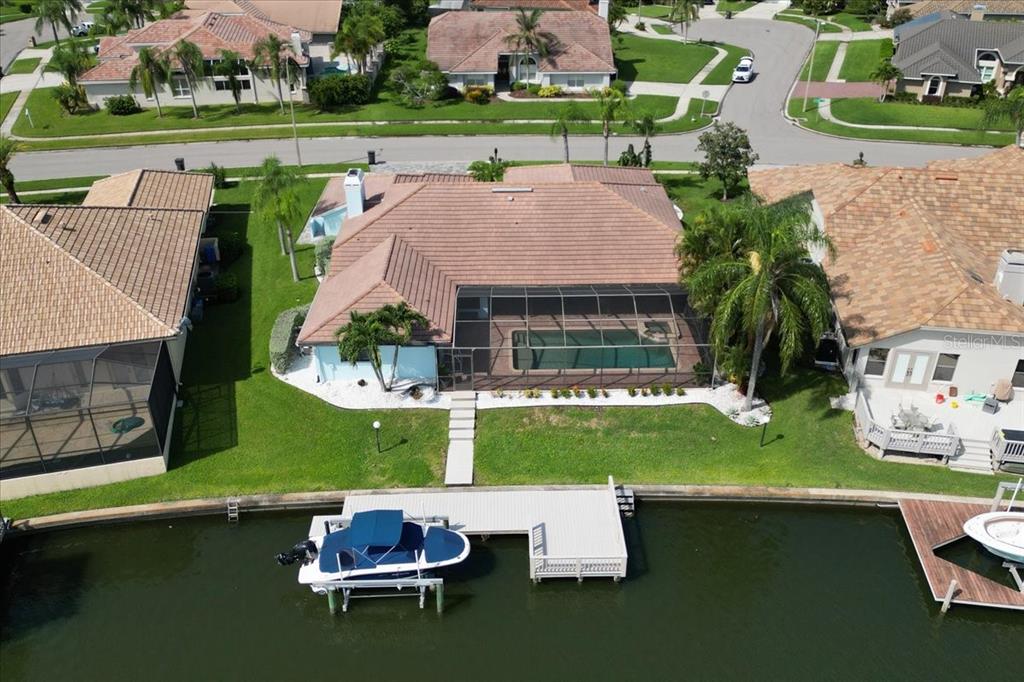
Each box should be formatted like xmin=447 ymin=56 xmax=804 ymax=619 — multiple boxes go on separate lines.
xmin=864 ymin=348 xmax=889 ymax=376
xmin=932 ymin=353 xmax=959 ymax=382
xmin=978 ymin=52 xmax=999 ymax=83
xmin=465 ymin=75 xmax=488 ymax=86
xmin=566 ymin=75 xmax=584 ymax=89
xmin=214 ymin=78 xmax=252 ymax=91
xmin=171 ymin=76 xmax=191 ymax=98
xmin=1013 ymin=359 xmax=1024 ymax=389
xmin=926 ymin=76 xmax=941 ymax=96
xmin=517 ymin=56 xmax=537 ymax=82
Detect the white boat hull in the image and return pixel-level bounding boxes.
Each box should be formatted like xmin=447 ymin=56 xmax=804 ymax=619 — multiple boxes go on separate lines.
xmin=963 ymin=511 xmax=1024 ymax=564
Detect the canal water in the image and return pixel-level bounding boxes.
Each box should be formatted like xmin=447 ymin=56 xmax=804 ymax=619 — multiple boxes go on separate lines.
xmin=2 ymin=502 xmax=1021 ymax=681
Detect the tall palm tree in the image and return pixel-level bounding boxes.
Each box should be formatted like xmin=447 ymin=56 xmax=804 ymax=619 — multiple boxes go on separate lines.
xmin=869 ymin=61 xmax=901 ymax=103
xmin=171 ymin=39 xmax=204 ymax=118
xmin=668 ymin=0 xmax=701 ymax=44
xmin=252 ymin=155 xmax=304 ymax=281
xmin=335 ymin=311 xmax=393 ymax=392
xmin=214 ymin=49 xmax=244 ymax=114
xmin=982 ymin=87 xmax=1024 ymax=147
xmin=34 ymin=0 xmax=83 ymax=46
xmin=49 ymin=40 xmax=91 ymax=88
xmin=129 ymin=46 xmax=171 ymax=116
xmin=683 ymin=198 xmax=835 ymax=410
xmin=0 ymin=135 xmax=22 ymax=204
xmin=108 ymin=0 xmax=153 ymax=28
xmin=253 ymin=33 xmax=290 ymax=114
xmin=630 ymin=111 xmax=658 ymax=167
xmin=377 ymin=303 xmax=429 ymax=389
xmin=504 ymin=9 xmax=556 ymax=84
xmin=549 ymin=102 xmax=588 ymax=163
xmin=590 ymin=87 xmax=625 ymax=166
xmin=331 ymin=13 xmax=385 ymax=75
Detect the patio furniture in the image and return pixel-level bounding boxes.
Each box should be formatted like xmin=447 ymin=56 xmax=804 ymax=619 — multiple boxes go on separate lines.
xmin=893 ymin=405 xmax=932 ymax=431
xmin=993 ymin=379 xmax=1014 ymax=402
xmin=982 ymin=396 xmax=999 ymax=415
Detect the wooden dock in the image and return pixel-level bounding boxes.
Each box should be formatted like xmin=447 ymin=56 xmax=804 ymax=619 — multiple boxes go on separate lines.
xmin=898 ymin=498 xmax=1024 ymax=611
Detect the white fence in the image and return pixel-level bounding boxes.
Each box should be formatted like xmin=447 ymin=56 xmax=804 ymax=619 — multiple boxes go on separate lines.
xmin=992 ymin=430 xmax=1024 ymax=466
xmin=853 ymin=390 xmax=961 ymax=461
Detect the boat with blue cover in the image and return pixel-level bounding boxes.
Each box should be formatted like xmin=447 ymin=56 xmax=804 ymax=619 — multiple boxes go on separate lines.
xmin=276 ymin=510 xmax=471 ymax=587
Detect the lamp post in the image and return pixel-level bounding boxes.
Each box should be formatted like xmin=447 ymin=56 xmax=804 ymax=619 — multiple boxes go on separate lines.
xmin=373 ymin=420 xmax=381 ymax=453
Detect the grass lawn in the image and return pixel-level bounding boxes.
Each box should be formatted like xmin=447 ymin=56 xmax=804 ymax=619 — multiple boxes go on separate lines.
xmin=29 ymin=36 xmax=98 ymax=50
xmin=799 ymin=41 xmax=840 ymax=82
xmin=7 ymin=57 xmax=40 ymax=74
xmin=717 ymin=0 xmax=756 ymax=14
xmin=0 ymin=91 xmax=18 ymax=123
xmin=838 ymin=39 xmax=893 ymax=83
xmin=0 ymin=0 xmax=37 ymax=23
xmin=830 ymin=97 xmax=1014 ymax=131
xmin=651 ymin=24 xmax=674 ymax=35
xmin=0 ymin=189 xmax=88 ymax=205
xmin=701 ymin=42 xmax=751 ymax=85
xmin=633 ymin=4 xmax=673 ymax=18
xmin=613 ymin=33 xmax=717 ymax=83
xmin=775 ymin=11 xmax=844 ymax=33
xmin=829 ymin=11 xmax=874 ymax=31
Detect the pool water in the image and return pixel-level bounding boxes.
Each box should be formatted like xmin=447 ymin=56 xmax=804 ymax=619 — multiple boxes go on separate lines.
xmin=512 ymin=329 xmax=675 ymax=370
xmin=308 ymin=206 xmax=347 ymax=239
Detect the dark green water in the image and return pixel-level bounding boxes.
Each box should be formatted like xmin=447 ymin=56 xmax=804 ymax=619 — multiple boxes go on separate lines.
xmin=2 ymin=502 xmax=1021 ymax=681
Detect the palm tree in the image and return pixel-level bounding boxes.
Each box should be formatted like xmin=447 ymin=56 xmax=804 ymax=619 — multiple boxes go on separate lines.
xmin=590 ymin=87 xmax=625 ymax=166
xmin=252 ymin=155 xmax=304 ymax=281
xmin=49 ymin=40 xmax=91 ymax=87
xmin=504 ymin=9 xmax=556 ymax=85
xmin=34 ymin=0 xmax=83 ymax=46
xmin=0 ymin=135 xmax=22 ymax=204
xmin=683 ymin=198 xmax=835 ymax=411
xmin=254 ymin=33 xmax=290 ymax=114
xmin=982 ymin=88 xmax=1024 ymax=147
xmin=214 ymin=49 xmax=244 ymax=114
xmin=377 ymin=303 xmax=429 ymax=389
xmin=171 ymin=39 xmax=204 ymax=118
xmin=549 ymin=102 xmax=589 ymax=163
xmin=332 ymin=13 xmax=385 ymax=75
xmin=630 ymin=111 xmax=658 ymax=167
xmin=668 ymin=0 xmax=701 ymax=44
xmin=335 ymin=311 xmax=392 ymax=392
xmin=108 ymin=0 xmax=153 ymax=29
xmin=129 ymin=46 xmax=171 ymax=116
xmin=869 ymin=61 xmax=901 ymax=103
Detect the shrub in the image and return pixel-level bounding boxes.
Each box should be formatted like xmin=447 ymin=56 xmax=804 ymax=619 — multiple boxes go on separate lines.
xmin=675 ymin=386 xmax=686 ymax=396
xmin=314 ymin=238 xmax=335 ymax=275
xmin=511 ymin=81 xmax=527 ymax=92
xmin=409 ymin=385 xmax=424 ymax=400
xmin=651 ymin=385 xmax=662 ymax=396
xmin=19 ymin=3 xmax=31 ymax=13
xmin=464 ymin=85 xmax=493 ymax=104
xmin=627 ymin=387 xmax=637 ymax=397
xmin=214 ymin=271 xmax=240 ymax=302
xmin=572 ymin=387 xmax=582 ymax=398
xmin=218 ymin=231 xmax=244 ymax=265
xmin=662 ymin=383 xmax=673 ymax=396
xmin=104 ymin=94 xmax=140 ymax=116
xmin=391 ymin=60 xmax=448 ymax=106
xmin=52 ymin=83 xmax=88 ymax=115
xmin=269 ymin=305 xmax=310 ymax=373
xmin=693 ymin=361 xmax=712 ymax=384
xmin=551 ymin=388 xmax=560 ymax=398
xmin=601 ymin=388 xmax=609 ymax=398
xmin=634 ymin=21 xmax=646 ymax=31
xmin=537 ymin=85 xmax=563 ymax=98
xmin=560 ymin=388 xmax=573 ymax=399
xmin=586 ymin=387 xmax=597 ymax=398
xmin=202 ymin=162 xmax=228 ymax=189
xmin=610 ymin=79 xmax=628 ymax=94
xmin=309 ymin=74 xmax=371 ymax=110
xmin=527 ymin=83 xmax=541 ymax=95
xmin=641 ymin=387 xmax=650 ymax=396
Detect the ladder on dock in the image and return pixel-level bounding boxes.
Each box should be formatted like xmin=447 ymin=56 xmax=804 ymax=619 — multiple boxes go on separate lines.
xmin=226 ymin=499 xmax=240 ymax=523
xmin=615 ymin=484 xmax=635 ymax=517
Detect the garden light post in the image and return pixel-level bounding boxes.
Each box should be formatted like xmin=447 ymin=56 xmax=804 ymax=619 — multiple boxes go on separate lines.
xmin=373 ymin=420 xmax=381 ymax=453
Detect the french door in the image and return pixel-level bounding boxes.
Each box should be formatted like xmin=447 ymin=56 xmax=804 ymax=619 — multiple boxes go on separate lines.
xmin=887 ymin=351 xmax=932 ymax=389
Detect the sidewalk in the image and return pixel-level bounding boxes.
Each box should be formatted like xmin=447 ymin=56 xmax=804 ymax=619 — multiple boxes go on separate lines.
xmin=1 ymin=48 xmax=56 ymax=134
xmin=818 ymin=28 xmax=893 ymax=42
xmin=734 ymin=0 xmax=791 ymax=19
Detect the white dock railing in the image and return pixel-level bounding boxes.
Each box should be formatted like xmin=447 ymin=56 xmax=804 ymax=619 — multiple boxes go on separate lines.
xmin=853 ymin=390 xmax=960 ymax=461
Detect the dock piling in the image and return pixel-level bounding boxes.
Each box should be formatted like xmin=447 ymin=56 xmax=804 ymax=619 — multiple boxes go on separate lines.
xmin=941 ymin=579 xmax=959 ymax=613
xmin=327 ymin=589 xmax=337 ymax=615
xmin=436 ymin=582 xmax=444 ymax=614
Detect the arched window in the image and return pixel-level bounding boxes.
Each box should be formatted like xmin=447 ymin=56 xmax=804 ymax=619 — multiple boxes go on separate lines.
xmin=926 ymin=76 xmax=941 ymax=96
xmin=517 ymin=56 xmax=538 ymax=82
xmin=977 ymin=51 xmax=999 ymax=83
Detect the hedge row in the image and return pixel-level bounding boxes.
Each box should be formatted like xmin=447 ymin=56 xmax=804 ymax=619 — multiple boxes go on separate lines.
xmin=269 ymin=304 xmax=310 ymax=374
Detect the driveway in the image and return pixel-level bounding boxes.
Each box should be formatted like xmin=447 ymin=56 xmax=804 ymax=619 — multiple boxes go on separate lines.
xmin=0 ymin=17 xmax=70 ymax=71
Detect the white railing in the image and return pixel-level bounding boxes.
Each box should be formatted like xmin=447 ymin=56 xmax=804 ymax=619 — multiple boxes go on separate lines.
xmin=852 ymin=390 xmax=960 ymax=460
xmin=992 ymin=430 xmax=1024 ymax=465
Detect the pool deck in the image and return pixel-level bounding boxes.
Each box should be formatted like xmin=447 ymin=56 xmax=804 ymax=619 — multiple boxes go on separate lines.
xmin=899 ymin=498 xmax=1024 ymax=611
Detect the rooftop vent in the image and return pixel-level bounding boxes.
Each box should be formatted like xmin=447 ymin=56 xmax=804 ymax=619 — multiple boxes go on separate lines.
xmin=491 ymin=187 xmax=533 ymax=193
xmin=934 ymin=174 xmax=958 ymax=181
xmin=33 ymin=209 xmax=51 ymax=224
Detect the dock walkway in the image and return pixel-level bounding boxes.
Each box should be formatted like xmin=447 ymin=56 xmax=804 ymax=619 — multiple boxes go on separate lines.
xmin=899 ymin=498 xmax=1024 ymax=611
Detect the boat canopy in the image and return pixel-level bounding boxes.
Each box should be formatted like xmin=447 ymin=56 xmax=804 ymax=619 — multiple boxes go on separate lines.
xmin=349 ymin=509 xmax=403 ymax=546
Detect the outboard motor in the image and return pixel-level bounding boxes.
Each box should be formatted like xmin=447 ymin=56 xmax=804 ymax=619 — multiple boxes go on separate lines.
xmin=275 ymin=539 xmax=318 ymax=566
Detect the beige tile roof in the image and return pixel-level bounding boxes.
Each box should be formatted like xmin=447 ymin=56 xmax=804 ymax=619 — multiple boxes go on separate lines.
xmin=84 ymin=170 xmax=214 ymax=211
xmin=906 ymin=0 xmax=1024 ymax=17
xmin=1 ymin=202 xmax=208 ymax=356
xmin=427 ymin=10 xmax=615 ymax=75
xmin=186 ymin=0 xmax=343 ymax=33
xmin=470 ymin=0 xmax=597 ymax=11
xmin=299 ymin=167 xmax=682 ymax=344
xmin=748 ymin=146 xmax=1024 ymax=347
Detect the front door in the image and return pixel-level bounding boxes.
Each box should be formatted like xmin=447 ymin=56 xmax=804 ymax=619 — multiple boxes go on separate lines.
xmin=886 ymin=351 xmax=932 ymax=389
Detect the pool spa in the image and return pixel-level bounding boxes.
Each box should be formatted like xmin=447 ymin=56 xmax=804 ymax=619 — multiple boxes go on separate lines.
xmin=511 ymin=329 xmax=676 ymax=370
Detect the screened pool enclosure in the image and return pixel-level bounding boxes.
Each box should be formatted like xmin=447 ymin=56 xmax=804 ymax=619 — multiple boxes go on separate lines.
xmin=0 ymin=341 xmax=176 ymax=479
xmin=440 ymin=285 xmax=712 ymax=391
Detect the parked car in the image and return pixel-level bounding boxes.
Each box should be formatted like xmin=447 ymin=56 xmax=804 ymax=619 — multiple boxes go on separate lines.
xmin=732 ymin=56 xmax=754 ymax=83
xmin=70 ymin=21 xmax=94 ymax=36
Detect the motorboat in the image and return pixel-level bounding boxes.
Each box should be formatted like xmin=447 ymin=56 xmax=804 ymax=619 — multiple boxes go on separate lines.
xmin=276 ymin=509 xmax=471 ymax=588
xmin=963 ymin=511 xmax=1024 ymax=564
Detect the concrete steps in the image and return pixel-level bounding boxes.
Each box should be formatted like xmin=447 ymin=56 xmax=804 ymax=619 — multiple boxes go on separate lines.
xmin=949 ymin=440 xmax=994 ymax=474
xmin=444 ymin=391 xmax=477 ymax=486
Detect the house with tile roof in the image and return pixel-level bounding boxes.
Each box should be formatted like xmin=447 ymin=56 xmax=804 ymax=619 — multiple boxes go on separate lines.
xmin=296 ymin=165 xmax=709 ymax=393
xmin=748 ymin=146 xmax=1024 ymax=473
xmin=0 ymin=171 xmax=215 ymax=500
xmin=426 ymin=10 xmax=616 ymax=92
xmin=184 ymin=0 xmax=342 ymax=41
xmin=889 ymin=1 xmax=1024 ymax=22
xmin=79 ymin=11 xmax=312 ymax=109
xmin=892 ymin=10 xmax=1024 ymax=100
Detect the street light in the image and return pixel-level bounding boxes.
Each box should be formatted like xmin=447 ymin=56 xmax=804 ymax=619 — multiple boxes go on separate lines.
xmin=373 ymin=420 xmax=381 ymax=453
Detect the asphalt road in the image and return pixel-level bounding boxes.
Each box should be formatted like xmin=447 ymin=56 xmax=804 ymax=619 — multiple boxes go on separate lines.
xmin=8 ymin=19 xmax=989 ymax=180
xmin=0 ymin=17 xmax=71 ymax=71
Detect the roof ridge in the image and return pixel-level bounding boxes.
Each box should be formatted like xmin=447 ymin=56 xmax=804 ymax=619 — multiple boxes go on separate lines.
xmin=553 ymin=40 xmax=615 ymax=71
xmin=823 ymin=166 xmax=893 ymax=218
xmin=304 ymin=236 xmax=396 ymax=341
xmin=449 ymin=28 xmax=507 ymax=72
xmin=331 ymin=183 xmax=429 ymax=251
xmin=590 ymin=181 xmax=681 ymax=235
xmin=900 ymin=200 xmax=974 ymax=328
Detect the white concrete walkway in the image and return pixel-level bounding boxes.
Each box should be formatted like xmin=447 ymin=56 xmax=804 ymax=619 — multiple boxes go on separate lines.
xmin=825 ymin=42 xmax=847 ymax=83
xmin=734 ymin=0 xmax=791 ymax=19
xmin=445 ymin=391 xmax=476 ymax=486
xmin=818 ymin=28 xmax=893 ymax=42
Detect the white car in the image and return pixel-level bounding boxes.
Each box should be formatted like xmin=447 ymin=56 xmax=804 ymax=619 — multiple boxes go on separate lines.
xmin=71 ymin=21 xmax=94 ymax=37
xmin=732 ymin=56 xmax=754 ymax=83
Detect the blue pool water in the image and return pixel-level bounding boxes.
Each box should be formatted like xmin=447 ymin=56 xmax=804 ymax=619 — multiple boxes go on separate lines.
xmin=308 ymin=205 xmax=347 ymax=239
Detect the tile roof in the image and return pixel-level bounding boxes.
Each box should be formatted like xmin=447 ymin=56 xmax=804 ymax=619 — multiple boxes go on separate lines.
xmin=893 ymin=12 xmax=1024 ymax=82
xmin=185 ymin=0 xmax=343 ymax=33
xmin=1 ymin=201 xmax=208 ymax=356
xmin=80 ymin=11 xmax=310 ymax=82
xmin=906 ymin=1 xmax=1024 ymax=17
xmin=83 ymin=169 xmax=214 ymax=211
xmin=748 ymin=146 xmax=1024 ymax=347
xmin=470 ymin=0 xmax=598 ymax=10
xmin=299 ymin=166 xmax=682 ymax=344
xmin=427 ymin=10 xmax=615 ymax=74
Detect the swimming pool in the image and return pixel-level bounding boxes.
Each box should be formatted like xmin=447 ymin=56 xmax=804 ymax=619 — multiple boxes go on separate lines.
xmin=512 ymin=329 xmax=675 ymax=370
xmin=307 ymin=205 xmax=347 ymax=239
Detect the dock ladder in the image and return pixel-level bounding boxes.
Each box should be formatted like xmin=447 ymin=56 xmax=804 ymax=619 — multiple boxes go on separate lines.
xmin=226 ymin=498 xmax=240 ymax=523
xmin=615 ymin=484 xmax=635 ymax=517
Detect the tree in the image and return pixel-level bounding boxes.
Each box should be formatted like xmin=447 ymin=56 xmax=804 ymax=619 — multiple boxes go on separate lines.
xmin=801 ymin=0 xmax=838 ymax=15
xmin=254 ymin=33 xmax=291 ymax=114
xmin=214 ymin=49 xmax=244 ymax=114
xmin=377 ymin=303 xmax=430 ymax=389
xmin=129 ymin=46 xmax=171 ymax=117
xmin=390 ymin=60 xmax=448 ymax=106
xmin=171 ymin=39 xmax=204 ymax=118
xmin=332 ymin=12 xmax=386 ymax=75
xmin=49 ymin=40 xmax=91 ymax=88
xmin=0 ymin=135 xmax=22 ymax=204
xmin=982 ymin=87 xmax=1024 ymax=147
xmin=468 ymin=148 xmax=510 ymax=181
xmin=34 ymin=0 xmax=83 ymax=45
xmin=52 ymin=82 xmax=88 ymax=115
xmin=335 ymin=304 xmax=428 ymax=393
xmin=590 ymin=87 xmax=626 ymax=166
xmin=630 ymin=111 xmax=658 ymax=167
xmin=606 ymin=0 xmax=628 ymax=33
xmin=697 ymin=122 xmax=759 ymax=200
xmin=668 ymin=0 xmax=701 ymax=44
xmin=108 ymin=0 xmax=154 ymax=29
xmin=549 ymin=101 xmax=589 ymax=163
xmin=504 ymin=8 xmax=556 ymax=84
xmin=869 ymin=60 xmax=901 ymax=103
xmin=682 ymin=198 xmax=835 ymax=410
xmin=252 ymin=156 xmax=305 ymax=282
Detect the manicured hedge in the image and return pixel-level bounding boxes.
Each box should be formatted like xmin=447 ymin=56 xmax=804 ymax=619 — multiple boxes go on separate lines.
xmin=269 ymin=304 xmax=310 ymax=373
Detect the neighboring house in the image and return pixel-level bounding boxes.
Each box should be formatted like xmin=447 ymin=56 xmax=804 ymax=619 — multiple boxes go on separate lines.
xmin=749 ymin=146 xmax=1024 ymax=474
xmin=426 ymin=10 xmax=616 ymax=91
xmin=890 ymin=1 xmax=1024 ymax=21
xmin=298 ymin=165 xmax=709 ymax=392
xmin=892 ymin=11 xmax=1024 ymax=100
xmin=0 ymin=170 xmax=215 ymax=500
xmin=79 ymin=11 xmax=312 ymax=109
xmin=431 ymin=0 xmax=602 ymax=14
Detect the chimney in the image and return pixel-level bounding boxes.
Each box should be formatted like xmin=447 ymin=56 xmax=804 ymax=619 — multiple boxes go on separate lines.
xmin=970 ymin=3 xmax=986 ymax=20
xmin=598 ymin=0 xmax=609 ymax=20
xmin=344 ymin=168 xmax=366 ymax=217
xmin=290 ymin=31 xmax=303 ymax=57
xmin=995 ymin=249 xmax=1024 ymax=305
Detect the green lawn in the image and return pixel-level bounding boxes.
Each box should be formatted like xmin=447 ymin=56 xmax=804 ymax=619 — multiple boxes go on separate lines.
xmin=633 ymin=3 xmax=673 ymax=18
xmin=0 ymin=0 xmax=37 ymax=23
xmin=717 ymin=0 xmax=756 ymax=14
xmin=830 ymin=11 xmax=874 ymax=32
xmin=7 ymin=57 xmax=40 ymax=74
xmin=0 ymin=91 xmax=17 ymax=123
xmin=799 ymin=41 xmax=840 ymax=82
xmin=613 ymin=33 xmax=717 ymax=83
xmin=775 ymin=11 xmax=844 ymax=33
xmin=838 ymin=39 xmax=893 ymax=83
xmin=0 ymin=189 xmax=88 ymax=205
xmin=651 ymin=23 xmax=674 ymax=35
xmin=701 ymin=43 xmax=751 ymax=85
xmin=830 ymin=97 xmax=1014 ymax=131
xmin=30 ymin=36 xmax=99 ymax=50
